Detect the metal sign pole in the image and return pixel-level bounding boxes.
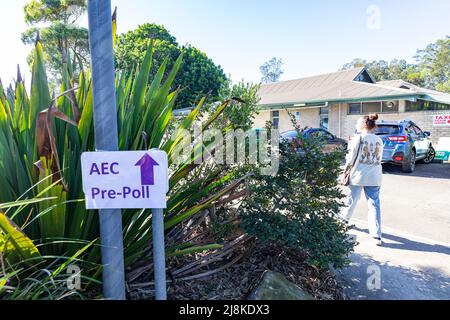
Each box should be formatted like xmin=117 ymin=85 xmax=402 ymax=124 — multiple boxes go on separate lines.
xmin=152 ymin=208 xmax=167 ymax=300
xmin=87 ymin=0 xmax=126 ymax=300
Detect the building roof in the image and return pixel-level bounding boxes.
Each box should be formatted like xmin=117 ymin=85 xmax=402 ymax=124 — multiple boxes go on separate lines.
xmin=378 ymin=80 xmax=450 ymax=104
xmin=258 ymin=68 xmax=450 ymax=108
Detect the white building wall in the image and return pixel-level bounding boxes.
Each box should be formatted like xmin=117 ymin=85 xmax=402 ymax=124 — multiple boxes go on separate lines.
xmin=253 ymin=108 xmax=320 ymax=132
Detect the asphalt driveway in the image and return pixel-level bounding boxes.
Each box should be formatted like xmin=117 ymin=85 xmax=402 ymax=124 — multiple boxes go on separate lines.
xmin=354 ymin=163 xmax=450 ymax=243
xmin=337 ymin=163 xmax=450 ymax=300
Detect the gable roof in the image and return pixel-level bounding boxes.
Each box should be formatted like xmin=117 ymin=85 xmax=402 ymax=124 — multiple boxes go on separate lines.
xmin=258 ymin=68 xmax=450 ymax=108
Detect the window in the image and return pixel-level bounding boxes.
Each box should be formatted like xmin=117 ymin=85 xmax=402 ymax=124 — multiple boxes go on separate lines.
xmin=307 ymin=129 xmax=334 ymax=142
xmin=382 ymin=101 xmax=399 ymax=113
xmin=320 ymin=107 xmax=329 ymax=115
xmin=406 ymin=100 xmax=433 ymax=112
xmin=362 ymin=102 xmax=382 ymax=113
xmin=413 ymin=125 xmax=424 ymax=137
xmin=406 ymin=125 xmax=422 ymax=137
xmin=320 ymin=118 xmax=329 ymax=130
xmin=406 ymin=101 xmax=420 ymax=112
xmin=354 ymin=70 xmax=374 ymax=83
xmin=349 ymin=100 xmax=401 ymax=114
xmin=281 ymin=131 xmax=298 ymax=139
xmin=271 ymin=111 xmax=280 ymax=129
xmin=436 ymin=103 xmax=450 ymax=111
xmin=374 ymin=125 xmax=401 ymax=135
xmin=316 ymin=129 xmax=334 ymax=140
xmin=349 ymin=103 xmax=362 ymax=114
xmin=320 ymin=107 xmax=329 ymax=130
xmin=405 ymin=125 xmax=414 ymax=135
xmin=406 ymin=100 xmax=450 ymax=112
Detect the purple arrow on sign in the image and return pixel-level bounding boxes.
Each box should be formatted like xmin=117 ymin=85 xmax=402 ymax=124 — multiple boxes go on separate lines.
xmin=135 ymin=154 xmax=159 ymax=185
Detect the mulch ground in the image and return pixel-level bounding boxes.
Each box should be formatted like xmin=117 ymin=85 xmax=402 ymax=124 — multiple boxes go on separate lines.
xmin=128 ymin=238 xmax=345 ymax=300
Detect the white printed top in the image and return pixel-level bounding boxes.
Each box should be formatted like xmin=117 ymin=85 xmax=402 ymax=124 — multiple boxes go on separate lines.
xmin=346 ymin=133 xmax=384 ymax=187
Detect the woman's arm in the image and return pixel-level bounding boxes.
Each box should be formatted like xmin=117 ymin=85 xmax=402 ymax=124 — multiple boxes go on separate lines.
xmin=345 ymin=135 xmax=360 ymax=167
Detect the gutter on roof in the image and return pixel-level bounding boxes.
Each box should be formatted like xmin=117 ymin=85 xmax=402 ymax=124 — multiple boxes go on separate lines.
xmin=420 ymin=94 xmax=450 ymax=105
xmin=258 ymin=94 xmax=421 ymax=111
xmin=325 ymin=94 xmax=420 ymax=104
xmin=258 ymin=102 xmax=327 ymax=111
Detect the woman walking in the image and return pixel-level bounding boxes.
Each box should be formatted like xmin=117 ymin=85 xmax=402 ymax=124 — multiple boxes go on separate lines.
xmin=341 ymin=114 xmax=384 ymax=246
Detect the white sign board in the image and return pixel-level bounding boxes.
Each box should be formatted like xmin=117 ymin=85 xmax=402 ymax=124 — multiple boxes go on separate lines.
xmin=433 ymin=115 xmax=450 ymax=127
xmin=81 ymin=150 xmax=169 ymax=209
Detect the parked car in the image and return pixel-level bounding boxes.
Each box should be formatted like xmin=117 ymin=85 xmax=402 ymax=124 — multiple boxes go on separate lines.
xmin=281 ymin=128 xmax=348 ymax=154
xmin=368 ymin=120 xmax=435 ymax=173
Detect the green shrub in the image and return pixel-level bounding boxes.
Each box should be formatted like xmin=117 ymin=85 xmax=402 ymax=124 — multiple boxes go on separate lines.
xmin=239 ymin=120 xmax=354 ymax=269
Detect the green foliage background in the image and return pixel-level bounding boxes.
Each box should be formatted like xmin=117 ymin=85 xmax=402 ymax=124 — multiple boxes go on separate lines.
xmin=115 ymin=23 xmax=228 ymax=109
xmin=342 ymin=36 xmax=450 ymax=93
xmin=22 ymin=0 xmax=89 ymax=81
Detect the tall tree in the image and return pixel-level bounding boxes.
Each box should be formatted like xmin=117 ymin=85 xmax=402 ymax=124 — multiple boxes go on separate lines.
xmin=341 ymin=58 xmax=368 ymax=71
xmin=21 ymin=0 xmax=89 ymax=81
xmin=341 ymin=36 xmax=449 ymax=93
xmin=115 ymin=23 xmax=227 ymax=109
xmin=260 ymin=57 xmax=284 ymax=83
xmin=415 ymin=36 xmax=450 ymax=93
xmin=341 ymin=58 xmax=421 ymax=85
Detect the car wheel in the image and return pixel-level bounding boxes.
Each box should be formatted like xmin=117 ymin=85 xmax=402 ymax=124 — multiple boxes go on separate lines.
xmin=421 ymin=146 xmax=436 ymax=164
xmin=402 ymin=149 xmax=416 ymax=173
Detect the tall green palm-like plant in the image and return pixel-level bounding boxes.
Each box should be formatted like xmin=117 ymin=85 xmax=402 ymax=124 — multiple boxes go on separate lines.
xmin=0 ymin=37 xmax=247 ymax=274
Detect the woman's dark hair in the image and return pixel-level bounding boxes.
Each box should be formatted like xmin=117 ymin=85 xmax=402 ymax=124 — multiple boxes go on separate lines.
xmin=361 ymin=113 xmax=379 ymax=131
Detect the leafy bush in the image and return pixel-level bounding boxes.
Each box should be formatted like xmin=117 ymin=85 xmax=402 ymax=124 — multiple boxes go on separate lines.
xmin=239 ymin=120 xmax=354 ymax=269
xmin=216 ymin=80 xmax=261 ymax=131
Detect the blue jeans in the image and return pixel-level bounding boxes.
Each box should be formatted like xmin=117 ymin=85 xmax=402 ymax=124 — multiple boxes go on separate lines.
xmin=340 ymin=186 xmax=382 ymax=239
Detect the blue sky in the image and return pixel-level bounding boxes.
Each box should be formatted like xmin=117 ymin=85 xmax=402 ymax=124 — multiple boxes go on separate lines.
xmin=1 ymin=0 xmax=449 ymax=87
